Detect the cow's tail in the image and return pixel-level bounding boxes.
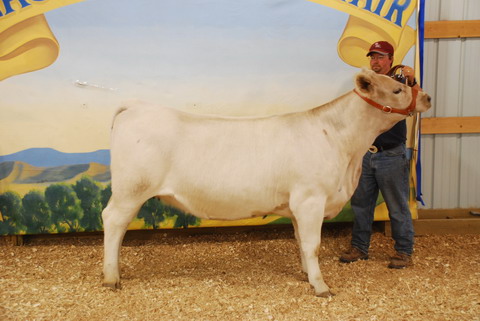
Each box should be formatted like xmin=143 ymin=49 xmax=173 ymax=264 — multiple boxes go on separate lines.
xmin=111 ymin=105 xmax=129 ymax=130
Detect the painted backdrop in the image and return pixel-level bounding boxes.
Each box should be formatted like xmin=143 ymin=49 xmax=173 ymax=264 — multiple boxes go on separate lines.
xmin=0 ymin=0 xmax=422 ymax=235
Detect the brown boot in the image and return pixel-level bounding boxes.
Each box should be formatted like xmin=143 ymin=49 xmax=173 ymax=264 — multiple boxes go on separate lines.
xmin=388 ymin=252 xmax=413 ymax=269
xmin=339 ymin=247 xmax=368 ymax=263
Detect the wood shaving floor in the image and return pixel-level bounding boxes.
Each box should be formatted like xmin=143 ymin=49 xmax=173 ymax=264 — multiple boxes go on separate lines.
xmin=1 ymin=226 xmax=479 ymax=320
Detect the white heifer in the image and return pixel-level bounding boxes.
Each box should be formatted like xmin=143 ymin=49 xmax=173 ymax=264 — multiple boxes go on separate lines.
xmin=102 ymin=69 xmax=431 ymax=296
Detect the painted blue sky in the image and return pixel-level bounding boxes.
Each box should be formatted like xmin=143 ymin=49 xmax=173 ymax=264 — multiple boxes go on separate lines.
xmin=0 ymin=0 xmax=415 ymax=154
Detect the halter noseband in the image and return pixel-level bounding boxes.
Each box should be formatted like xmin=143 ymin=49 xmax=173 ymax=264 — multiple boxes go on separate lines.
xmin=353 ymin=87 xmax=418 ymax=116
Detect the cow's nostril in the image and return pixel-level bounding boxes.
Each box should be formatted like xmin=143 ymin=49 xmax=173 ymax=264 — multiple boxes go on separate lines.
xmin=427 ymin=95 xmax=432 ymax=103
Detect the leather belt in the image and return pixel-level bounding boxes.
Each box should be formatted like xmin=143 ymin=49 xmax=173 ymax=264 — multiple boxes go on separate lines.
xmin=368 ymin=143 xmax=400 ymax=153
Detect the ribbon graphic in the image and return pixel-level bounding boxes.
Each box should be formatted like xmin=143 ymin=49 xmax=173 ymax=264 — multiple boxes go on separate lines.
xmin=0 ymin=0 xmax=83 ymax=81
xmin=308 ymin=0 xmax=418 ymax=67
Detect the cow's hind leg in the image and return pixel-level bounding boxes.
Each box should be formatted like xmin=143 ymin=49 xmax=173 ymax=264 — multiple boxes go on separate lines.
xmin=291 ymin=196 xmax=332 ymax=297
xmin=102 ymin=196 xmax=144 ymax=289
xmin=292 ymin=218 xmax=308 ymax=273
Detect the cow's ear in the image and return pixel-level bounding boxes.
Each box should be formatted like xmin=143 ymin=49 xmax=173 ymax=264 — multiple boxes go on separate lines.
xmin=355 ymin=71 xmax=372 ymax=93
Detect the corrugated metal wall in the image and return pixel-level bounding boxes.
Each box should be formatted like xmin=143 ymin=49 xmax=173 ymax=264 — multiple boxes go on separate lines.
xmin=421 ymin=0 xmax=480 ymax=209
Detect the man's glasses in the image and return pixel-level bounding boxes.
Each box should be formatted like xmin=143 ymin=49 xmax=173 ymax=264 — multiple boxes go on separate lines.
xmin=369 ymin=55 xmax=388 ymax=61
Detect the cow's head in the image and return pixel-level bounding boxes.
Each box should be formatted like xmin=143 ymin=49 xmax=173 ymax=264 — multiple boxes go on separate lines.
xmin=354 ymin=69 xmax=431 ymax=115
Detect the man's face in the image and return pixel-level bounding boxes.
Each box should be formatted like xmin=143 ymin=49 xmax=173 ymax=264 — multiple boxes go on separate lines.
xmin=369 ymin=53 xmax=393 ymax=75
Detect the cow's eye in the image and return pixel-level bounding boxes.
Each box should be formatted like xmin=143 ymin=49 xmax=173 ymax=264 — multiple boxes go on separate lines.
xmin=393 ymin=88 xmax=402 ymax=94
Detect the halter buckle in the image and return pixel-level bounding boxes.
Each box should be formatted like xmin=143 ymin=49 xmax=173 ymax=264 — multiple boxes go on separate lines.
xmin=369 ymin=145 xmax=378 ymax=153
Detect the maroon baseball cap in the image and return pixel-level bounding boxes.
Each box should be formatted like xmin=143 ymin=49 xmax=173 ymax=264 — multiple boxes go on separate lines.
xmin=366 ymin=41 xmax=394 ymax=56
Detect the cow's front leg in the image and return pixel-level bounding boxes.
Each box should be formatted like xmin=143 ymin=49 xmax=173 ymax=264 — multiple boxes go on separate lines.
xmin=102 ymin=198 xmax=142 ymax=289
xmin=291 ymin=196 xmax=332 ymax=297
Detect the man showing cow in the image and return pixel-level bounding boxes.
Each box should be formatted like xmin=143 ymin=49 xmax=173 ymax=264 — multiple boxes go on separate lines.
xmin=340 ymin=41 xmax=420 ymax=269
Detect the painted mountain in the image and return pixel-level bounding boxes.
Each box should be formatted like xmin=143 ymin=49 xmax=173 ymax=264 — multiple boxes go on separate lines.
xmin=0 ymin=148 xmax=110 ymax=167
xmin=0 ymin=148 xmax=111 ymax=196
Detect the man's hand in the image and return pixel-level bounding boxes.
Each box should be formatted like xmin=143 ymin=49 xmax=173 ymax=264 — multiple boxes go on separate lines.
xmin=401 ymin=66 xmax=415 ymax=85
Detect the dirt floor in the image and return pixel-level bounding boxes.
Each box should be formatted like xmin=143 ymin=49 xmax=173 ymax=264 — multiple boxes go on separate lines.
xmin=1 ymin=225 xmax=479 ymax=321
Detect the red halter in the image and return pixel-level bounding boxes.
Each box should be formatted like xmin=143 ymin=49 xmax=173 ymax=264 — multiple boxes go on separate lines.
xmin=353 ymin=87 xmax=418 ymax=116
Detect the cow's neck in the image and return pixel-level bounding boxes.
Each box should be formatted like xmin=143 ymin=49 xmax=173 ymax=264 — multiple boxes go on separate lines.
xmin=316 ymin=91 xmax=405 ymax=156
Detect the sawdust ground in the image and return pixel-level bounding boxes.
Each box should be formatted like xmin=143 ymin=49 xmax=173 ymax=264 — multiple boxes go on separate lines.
xmin=1 ymin=225 xmax=479 ymax=321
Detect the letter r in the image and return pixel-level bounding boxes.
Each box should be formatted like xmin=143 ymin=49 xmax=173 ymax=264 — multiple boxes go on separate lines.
xmin=384 ymin=0 xmax=412 ymax=27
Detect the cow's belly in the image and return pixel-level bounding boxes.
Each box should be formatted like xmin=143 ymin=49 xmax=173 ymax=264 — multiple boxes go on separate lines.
xmin=157 ymin=185 xmax=292 ymax=221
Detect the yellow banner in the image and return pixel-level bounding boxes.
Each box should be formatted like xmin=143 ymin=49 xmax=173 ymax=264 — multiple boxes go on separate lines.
xmin=0 ymin=0 xmax=83 ymax=81
xmin=308 ymin=0 xmax=417 ymax=67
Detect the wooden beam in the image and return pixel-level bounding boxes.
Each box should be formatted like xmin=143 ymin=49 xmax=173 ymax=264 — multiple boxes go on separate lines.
xmin=386 ymin=218 xmax=480 ymax=235
xmin=385 ymin=208 xmax=480 ymax=235
xmin=425 ymin=20 xmax=480 ymax=39
xmin=421 ymin=116 xmax=480 ymax=134
xmin=418 ymin=208 xmax=480 ymax=219
xmin=0 ymin=235 xmax=24 ymax=246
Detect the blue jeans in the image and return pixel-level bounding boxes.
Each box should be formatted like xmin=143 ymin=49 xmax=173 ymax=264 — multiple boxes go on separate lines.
xmin=351 ymin=144 xmax=414 ymax=255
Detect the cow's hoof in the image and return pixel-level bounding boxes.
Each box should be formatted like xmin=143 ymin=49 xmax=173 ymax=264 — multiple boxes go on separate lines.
xmin=316 ymin=290 xmax=335 ymax=298
xmin=102 ymin=281 xmax=121 ymax=290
